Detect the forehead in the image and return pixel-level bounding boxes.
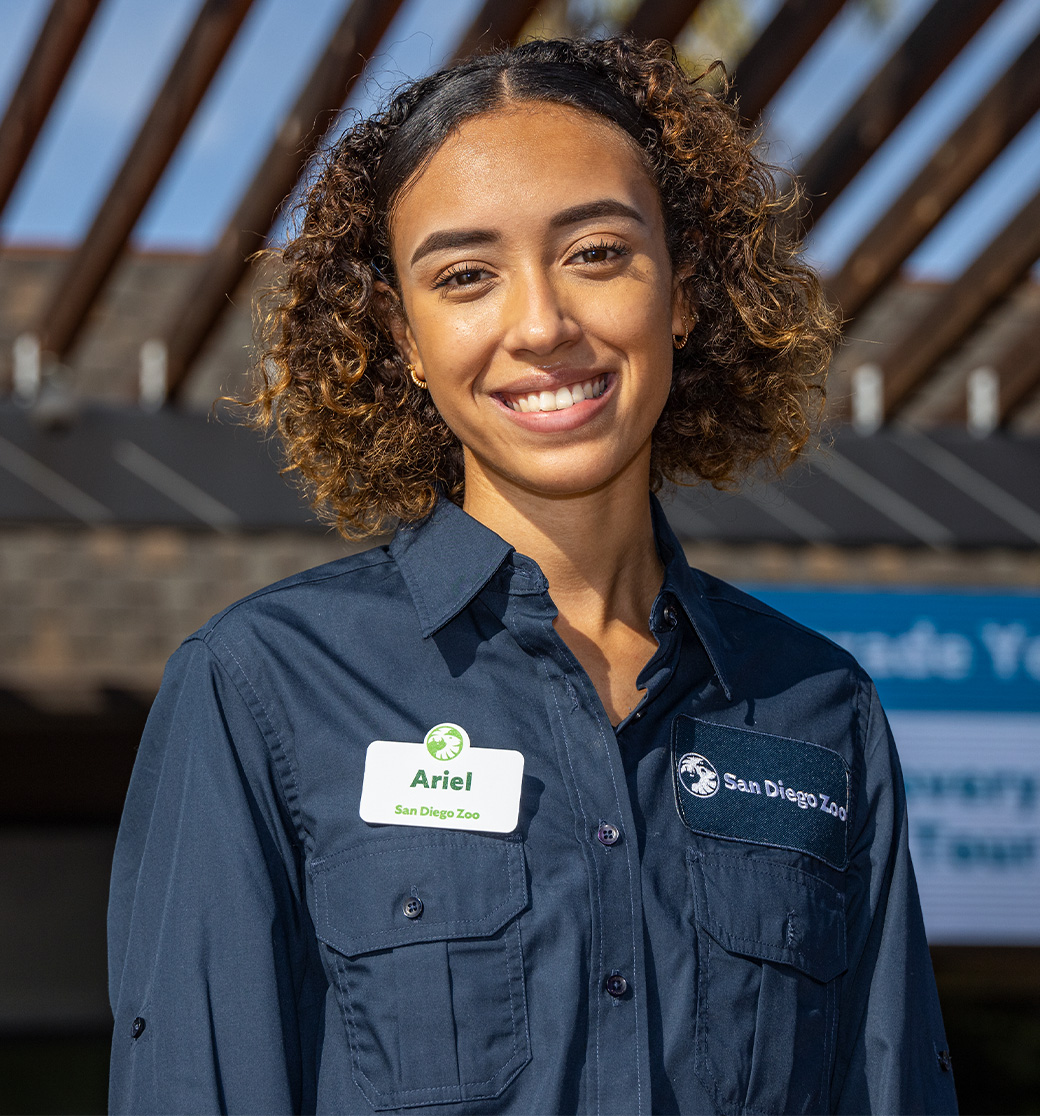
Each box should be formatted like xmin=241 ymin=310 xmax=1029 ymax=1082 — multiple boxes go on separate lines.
xmin=389 ymin=102 xmax=663 ymax=251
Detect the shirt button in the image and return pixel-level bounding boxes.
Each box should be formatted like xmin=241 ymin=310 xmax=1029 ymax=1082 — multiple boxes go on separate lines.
xmin=651 ymin=600 xmax=678 ymax=634
xmin=596 ymin=823 xmax=621 ymax=846
xmin=402 ymin=896 xmax=423 ymax=919
xmin=604 ymin=972 xmax=628 ymax=998
xmin=937 ymin=1048 xmax=952 ymax=1073
xmin=130 ymin=1017 xmax=146 ymax=1039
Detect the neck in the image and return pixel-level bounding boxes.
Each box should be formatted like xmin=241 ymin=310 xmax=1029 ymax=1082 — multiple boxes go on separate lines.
xmin=462 ymin=449 xmax=666 ymax=724
xmin=462 ymin=453 xmax=663 ymax=632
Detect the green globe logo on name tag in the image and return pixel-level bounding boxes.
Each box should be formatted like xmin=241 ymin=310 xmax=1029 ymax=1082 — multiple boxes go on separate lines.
xmin=425 ymin=723 xmax=469 ymax=762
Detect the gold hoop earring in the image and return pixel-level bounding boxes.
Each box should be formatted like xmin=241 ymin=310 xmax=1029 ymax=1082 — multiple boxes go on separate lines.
xmin=407 ymin=363 xmax=427 ymax=389
xmin=673 ymin=313 xmax=690 ymax=351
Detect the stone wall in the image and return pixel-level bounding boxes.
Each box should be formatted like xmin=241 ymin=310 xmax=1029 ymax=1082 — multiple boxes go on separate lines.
xmin=0 ymin=526 xmax=358 ymax=701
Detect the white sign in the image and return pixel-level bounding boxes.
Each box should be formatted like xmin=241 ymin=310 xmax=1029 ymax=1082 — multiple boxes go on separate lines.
xmin=891 ymin=712 xmax=1040 ymax=944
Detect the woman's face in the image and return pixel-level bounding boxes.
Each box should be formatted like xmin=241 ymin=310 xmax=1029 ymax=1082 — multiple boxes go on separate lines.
xmin=389 ymin=101 xmax=684 ymax=504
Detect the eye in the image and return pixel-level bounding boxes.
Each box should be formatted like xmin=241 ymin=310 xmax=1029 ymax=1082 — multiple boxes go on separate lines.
xmin=433 ymin=263 xmax=492 ymax=290
xmin=569 ymin=239 xmax=629 ymax=266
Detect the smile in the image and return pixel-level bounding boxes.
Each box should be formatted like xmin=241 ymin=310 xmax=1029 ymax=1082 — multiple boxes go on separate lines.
xmin=500 ymin=376 xmax=608 ymax=413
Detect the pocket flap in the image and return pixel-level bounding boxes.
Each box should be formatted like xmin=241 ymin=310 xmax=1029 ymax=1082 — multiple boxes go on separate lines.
xmin=310 ymin=832 xmax=528 ymax=957
xmin=687 ymin=850 xmax=847 ymax=982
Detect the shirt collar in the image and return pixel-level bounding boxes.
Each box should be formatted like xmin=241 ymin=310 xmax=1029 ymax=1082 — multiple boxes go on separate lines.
xmin=391 ymin=498 xmax=517 ymax=638
xmin=651 ymin=495 xmax=734 ymax=700
xmin=391 ymin=494 xmax=733 ymax=699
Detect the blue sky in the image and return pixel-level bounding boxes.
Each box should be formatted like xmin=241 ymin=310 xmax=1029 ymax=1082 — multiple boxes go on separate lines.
xmin=1 ymin=0 xmax=1039 ymax=279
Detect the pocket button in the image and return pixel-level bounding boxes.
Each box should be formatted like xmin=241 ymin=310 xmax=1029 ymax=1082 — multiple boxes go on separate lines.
xmin=402 ymin=896 xmax=423 ymax=920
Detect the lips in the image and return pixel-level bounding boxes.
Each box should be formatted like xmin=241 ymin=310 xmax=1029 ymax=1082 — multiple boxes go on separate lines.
xmin=499 ymin=376 xmax=608 ymax=413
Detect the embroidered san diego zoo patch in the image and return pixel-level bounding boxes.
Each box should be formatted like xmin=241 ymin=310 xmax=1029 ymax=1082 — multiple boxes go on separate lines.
xmin=672 ymin=715 xmax=851 ymax=870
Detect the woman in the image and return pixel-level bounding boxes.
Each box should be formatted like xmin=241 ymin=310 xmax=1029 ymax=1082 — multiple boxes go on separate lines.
xmin=108 ymin=36 xmax=957 ymax=1115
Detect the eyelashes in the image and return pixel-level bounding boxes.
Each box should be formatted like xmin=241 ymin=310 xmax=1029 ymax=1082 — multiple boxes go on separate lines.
xmin=570 ymin=238 xmax=629 ymax=265
xmin=433 ymin=263 xmax=490 ymax=291
xmin=431 ymin=239 xmax=631 ymax=293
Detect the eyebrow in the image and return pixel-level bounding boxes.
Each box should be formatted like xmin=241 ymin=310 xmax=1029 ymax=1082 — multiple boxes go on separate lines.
xmin=410 ymin=228 xmax=497 ymax=267
xmin=549 ymin=199 xmax=647 ymax=229
xmin=408 ymin=198 xmax=647 ymax=267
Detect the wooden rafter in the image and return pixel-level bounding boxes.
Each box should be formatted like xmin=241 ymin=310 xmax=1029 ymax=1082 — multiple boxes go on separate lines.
xmin=797 ymin=0 xmax=1001 ymax=233
xmin=880 ymin=188 xmax=1040 ymax=421
xmin=0 ymin=0 xmax=102 ymax=221
xmin=731 ymin=0 xmax=846 ymax=123
xmin=35 ymin=0 xmax=256 ymax=361
xmin=164 ymin=0 xmax=405 ymax=399
xmin=450 ymin=0 xmax=541 ymax=61
xmin=624 ymin=0 xmax=705 ymax=43
xmin=829 ymin=28 xmax=1040 ymax=322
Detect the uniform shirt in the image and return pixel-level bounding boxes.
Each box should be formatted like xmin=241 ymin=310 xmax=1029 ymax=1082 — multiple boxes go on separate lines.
xmin=108 ymin=496 xmax=957 ymax=1115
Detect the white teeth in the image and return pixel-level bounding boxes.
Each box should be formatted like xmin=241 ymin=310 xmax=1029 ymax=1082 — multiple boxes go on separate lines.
xmin=506 ymin=377 xmax=607 ymax=412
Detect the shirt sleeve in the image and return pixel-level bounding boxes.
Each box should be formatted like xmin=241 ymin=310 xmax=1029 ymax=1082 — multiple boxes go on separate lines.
xmin=107 ymin=636 xmax=326 ymax=1115
xmin=833 ymin=683 xmax=958 ymax=1115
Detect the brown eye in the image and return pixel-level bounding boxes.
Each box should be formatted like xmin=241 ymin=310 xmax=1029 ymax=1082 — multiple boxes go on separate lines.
xmin=435 ymin=265 xmax=490 ymax=290
xmin=570 ymin=240 xmax=628 ymax=266
xmin=453 ymin=268 xmax=485 ymax=285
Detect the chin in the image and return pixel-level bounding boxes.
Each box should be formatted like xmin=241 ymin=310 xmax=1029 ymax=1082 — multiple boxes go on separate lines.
xmin=501 ymin=463 xmax=636 ymax=501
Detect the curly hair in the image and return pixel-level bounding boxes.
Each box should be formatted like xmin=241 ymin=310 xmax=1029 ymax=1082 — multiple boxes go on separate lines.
xmin=250 ymin=36 xmax=838 ymax=537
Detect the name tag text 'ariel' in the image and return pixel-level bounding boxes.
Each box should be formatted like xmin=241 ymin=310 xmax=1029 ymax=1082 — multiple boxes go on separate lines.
xmin=360 ymin=723 xmax=523 ymax=834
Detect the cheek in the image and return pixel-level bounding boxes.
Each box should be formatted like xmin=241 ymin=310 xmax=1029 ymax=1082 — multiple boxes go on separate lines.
xmin=414 ymin=302 xmax=500 ymax=369
xmin=595 ymin=269 xmax=675 ymax=341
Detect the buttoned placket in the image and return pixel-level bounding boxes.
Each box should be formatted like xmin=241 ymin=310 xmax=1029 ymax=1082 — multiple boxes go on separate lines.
xmin=500 ymin=562 xmax=687 ymax=1116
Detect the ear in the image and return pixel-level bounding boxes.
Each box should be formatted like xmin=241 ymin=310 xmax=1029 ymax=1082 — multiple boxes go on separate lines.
xmin=671 ymin=267 xmax=697 ymax=338
xmin=374 ymin=280 xmax=423 ymax=375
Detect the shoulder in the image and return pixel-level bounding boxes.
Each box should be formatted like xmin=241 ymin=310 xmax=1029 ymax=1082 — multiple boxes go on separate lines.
xmin=210 ymin=543 xmax=394 ymax=620
xmin=161 ymin=542 xmax=424 ymax=692
xmin=153 ymin=541 xmax=421 ymax=758
xmin=687 ymin=567 xmax=876 ymax=756
xmin=190 ymin=543 xmax=403 ymax=640
xmin=695 ymin=568 xmax=867 ymax=679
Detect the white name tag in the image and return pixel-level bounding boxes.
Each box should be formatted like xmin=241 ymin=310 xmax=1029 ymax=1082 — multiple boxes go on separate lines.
xmin=359 ymin=723 xmax=524 ymax=834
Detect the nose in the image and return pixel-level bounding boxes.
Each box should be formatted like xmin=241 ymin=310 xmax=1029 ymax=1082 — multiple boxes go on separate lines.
xmin=502 ymin=268 xmax=582 ymax=356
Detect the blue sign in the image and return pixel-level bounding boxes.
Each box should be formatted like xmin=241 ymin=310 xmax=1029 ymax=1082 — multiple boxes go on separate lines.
xmin=744 ymin=589 xmax=1040 ymax=712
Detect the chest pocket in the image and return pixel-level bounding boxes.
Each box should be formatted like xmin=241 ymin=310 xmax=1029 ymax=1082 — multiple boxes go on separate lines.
xmin=687 ymin=849 xmax=847 ymax=1116
xmin=310 ymin=832 xmax=531 ymax=1111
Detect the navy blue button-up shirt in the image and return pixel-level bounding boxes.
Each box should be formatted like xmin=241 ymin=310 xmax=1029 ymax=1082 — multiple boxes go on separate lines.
xmin=108 ymin=497 xmax=957 ymax=1115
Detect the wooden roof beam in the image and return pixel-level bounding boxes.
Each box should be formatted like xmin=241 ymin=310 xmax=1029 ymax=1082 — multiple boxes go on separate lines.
xmin=35 ymin=0 xmax=256 ymax=362
xmin=164 ymin=0 xmax=405 ymax=400
xmin=450 ymin=0 xmax=541 ymax=61
xmin=624 ymin=0 xmax=706 ymax=44
xmin=829 ymin=28 xmax=1040 ymax=322
xmin=797 ymin=0 xmax=1001 ymax=233
xmin=0 ymin=0 xmax=102 ymax=221
xmin=732 ymin=0 xmax=846 ymax=123
xmin=878 ymin=186 xmax=1040 ymax=421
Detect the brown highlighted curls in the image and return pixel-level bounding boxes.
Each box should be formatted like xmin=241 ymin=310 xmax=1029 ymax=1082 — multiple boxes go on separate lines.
xmin=249 ymin=36 xmax=838 ymax=537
